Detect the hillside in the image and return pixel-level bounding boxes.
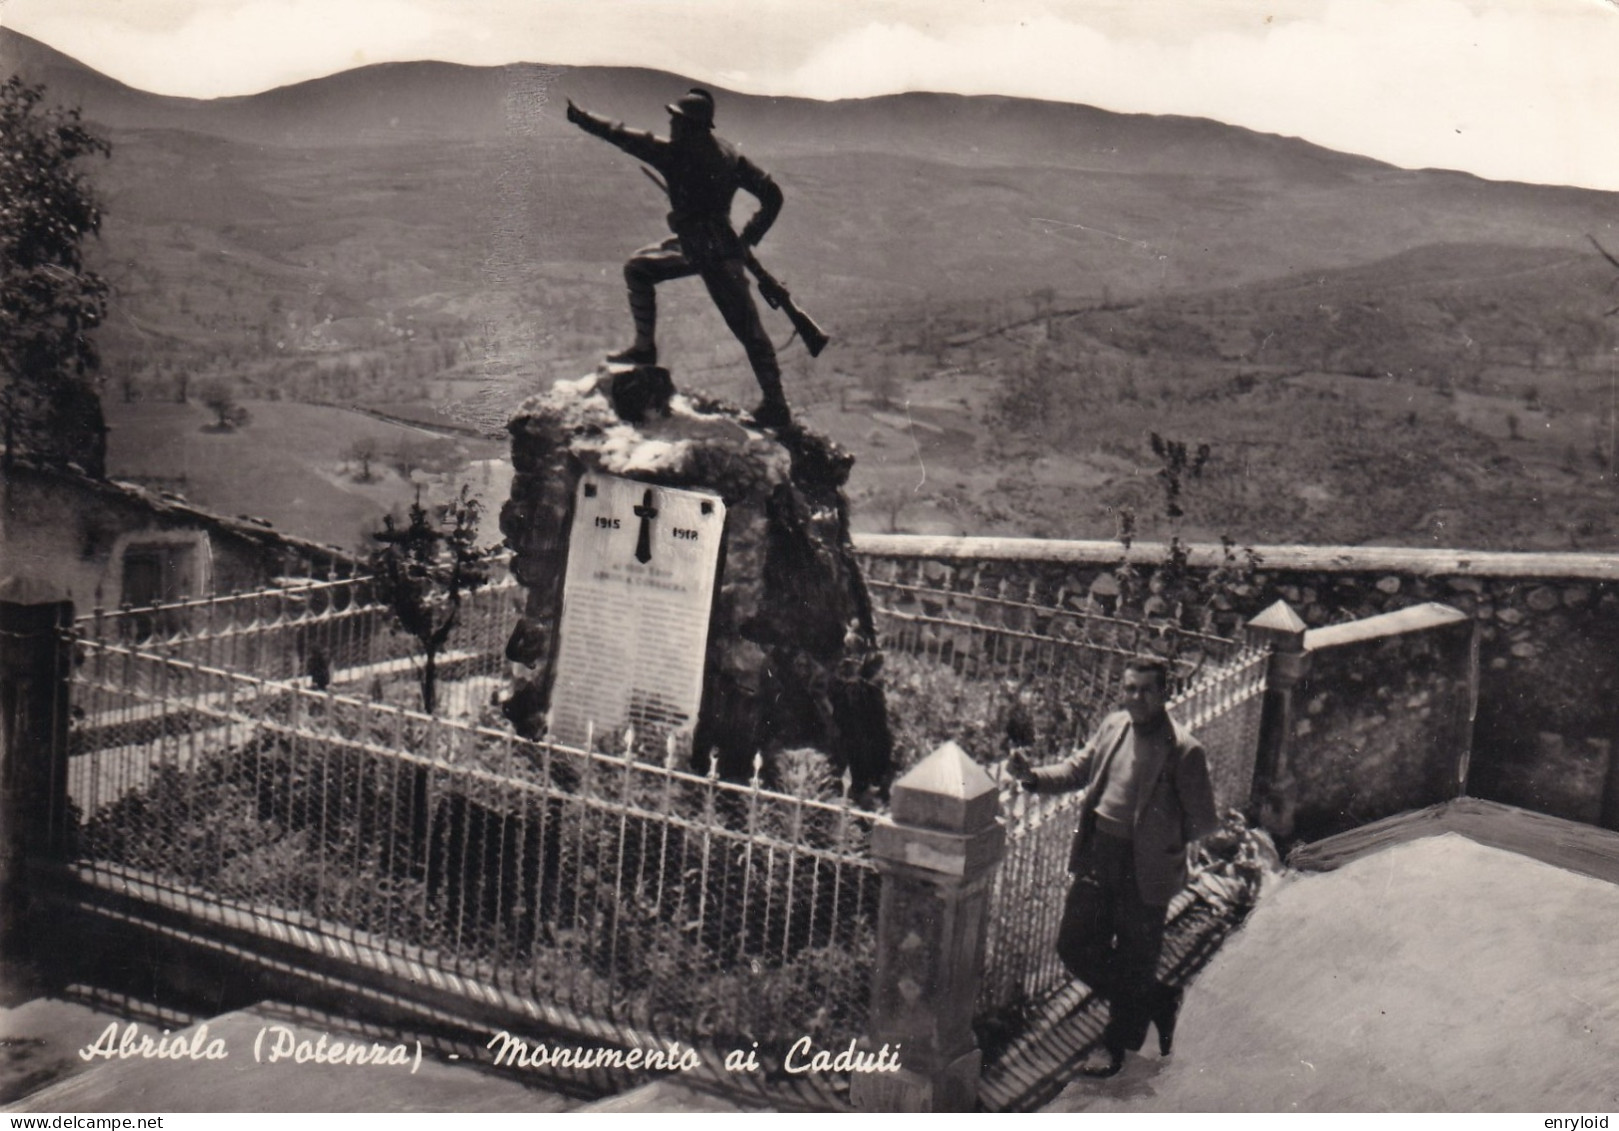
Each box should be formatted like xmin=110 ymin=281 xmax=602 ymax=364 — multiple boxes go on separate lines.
xmin=831 ymin=241 xmax=1618 ymax=550
xmin=101 ymin=400 xmax=509 ymax=553
xmin=3 ymin=28 xmax=1616 ymax=551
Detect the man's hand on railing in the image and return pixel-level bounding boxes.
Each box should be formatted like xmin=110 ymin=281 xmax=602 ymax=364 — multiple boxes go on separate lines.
xmin=1006 ymin=748 xmax=1037 ymax=791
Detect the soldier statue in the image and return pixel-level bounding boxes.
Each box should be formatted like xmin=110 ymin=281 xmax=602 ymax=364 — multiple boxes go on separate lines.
xmin=565 ymin=88 xmax=794 ymax=428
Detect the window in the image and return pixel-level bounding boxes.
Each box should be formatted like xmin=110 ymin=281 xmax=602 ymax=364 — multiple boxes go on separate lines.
xmin=120 ymin=542 xmax=196 ymax=639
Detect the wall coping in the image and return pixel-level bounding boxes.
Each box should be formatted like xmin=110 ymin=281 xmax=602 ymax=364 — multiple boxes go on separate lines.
xmin=1305 ymin=602 xmax=1469 ymax=651
xmin=852 ymin=534 xmax=1619 ymax=582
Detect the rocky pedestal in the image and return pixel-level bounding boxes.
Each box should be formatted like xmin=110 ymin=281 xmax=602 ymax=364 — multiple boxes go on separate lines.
xmin=500 ymin=372 xmax=892 ymax=791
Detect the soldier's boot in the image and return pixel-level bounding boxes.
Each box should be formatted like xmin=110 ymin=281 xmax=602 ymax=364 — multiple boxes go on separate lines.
xmin=606 ymin=343 xmax=657 ymax=367
xmin=609 ymin=277 xmax=659 ymax=366
xmin=749 ymin=361 xmax=792 ymax=429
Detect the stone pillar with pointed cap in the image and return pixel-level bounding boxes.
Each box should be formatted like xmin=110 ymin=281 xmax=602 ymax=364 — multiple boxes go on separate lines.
xmin=1245 ymin=599 xmax=1309 ymax=838
xmin=851 ymin=741 xmax=1005 ymax=1113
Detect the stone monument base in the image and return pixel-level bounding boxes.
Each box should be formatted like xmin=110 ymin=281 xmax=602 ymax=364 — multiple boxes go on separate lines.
xmin=601 ymin=361 xmax=674 ymax=423
xmin=500 ymin=370 xmax=892 ymax=792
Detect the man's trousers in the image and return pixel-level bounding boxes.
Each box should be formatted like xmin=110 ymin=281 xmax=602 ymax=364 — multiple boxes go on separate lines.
xmin=1056 ymin=827 xmax=1179 ymax=1055
xmin=622 ymin=237 xmax=787 ymax=412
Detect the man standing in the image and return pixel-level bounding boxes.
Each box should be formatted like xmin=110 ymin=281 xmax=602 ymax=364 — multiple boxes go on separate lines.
xmin=565 ymin=88 xmax=793 ymax=428
xmin=1008 ymin=657 xmax=1219 ymax=1078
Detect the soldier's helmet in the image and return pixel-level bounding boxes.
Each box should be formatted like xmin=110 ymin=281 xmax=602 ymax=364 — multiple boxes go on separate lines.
xmin=666 ymin=88 xmax=716 ymax=129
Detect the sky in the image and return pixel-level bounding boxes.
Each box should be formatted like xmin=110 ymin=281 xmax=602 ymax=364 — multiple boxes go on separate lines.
xmin=3 ymin=0 xmax=1618 ymax=193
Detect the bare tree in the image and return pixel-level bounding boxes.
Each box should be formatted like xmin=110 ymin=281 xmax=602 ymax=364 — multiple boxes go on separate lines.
xmin=1588 ymin=234 xmax=1619 ymax=317
xmin=369 ymin=486 xmax=491 ymax=714
xmin=348 ymin=436 xmax=381 ymax=482
xmin=856 ymin=483 xmax=912 ymax=533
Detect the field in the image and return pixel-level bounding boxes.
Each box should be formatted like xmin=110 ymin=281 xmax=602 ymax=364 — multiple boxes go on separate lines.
xmin=104 ymin=399 xmax=510 ymax=553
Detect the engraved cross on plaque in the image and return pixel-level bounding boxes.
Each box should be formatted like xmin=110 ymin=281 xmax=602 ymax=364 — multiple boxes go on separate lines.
xmin=551 ymin=474 xmax=726 ymax=751
xmin=633 ymin=488 xmax=659 ymax=564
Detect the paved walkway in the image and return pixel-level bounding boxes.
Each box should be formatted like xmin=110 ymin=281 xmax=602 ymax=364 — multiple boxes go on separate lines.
xmin=1046 ymin=806 xmax=1619 ymax=1112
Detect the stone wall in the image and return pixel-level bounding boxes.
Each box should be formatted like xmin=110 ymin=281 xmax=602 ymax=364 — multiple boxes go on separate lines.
xmin=1272 ymin=604 xmax=1476 ymax=843
xmin=855 ymin=535 xmax=1619 ymax=832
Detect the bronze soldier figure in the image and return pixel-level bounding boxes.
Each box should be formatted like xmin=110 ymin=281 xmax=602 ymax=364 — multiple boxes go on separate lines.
xmin=566 ymin=88 xmax=793 ymax=428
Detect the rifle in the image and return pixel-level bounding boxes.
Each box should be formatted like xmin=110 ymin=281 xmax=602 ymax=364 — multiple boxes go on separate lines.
xmin=745 ymin=250 xmax=829 ymax=357
xmin=640 ymin=166 xmax=830 ymax=356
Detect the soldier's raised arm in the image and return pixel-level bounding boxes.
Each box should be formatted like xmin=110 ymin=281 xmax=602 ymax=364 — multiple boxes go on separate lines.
xmin=564 ymin=99 xmax=665 ymax=166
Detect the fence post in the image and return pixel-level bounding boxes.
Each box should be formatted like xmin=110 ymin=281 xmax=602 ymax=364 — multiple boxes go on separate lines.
xmin=851 ymin=741 xmax=1005 ymax=1113
xmin=0 ymin=587 xmax=75 ymax=957
xmin=1602 ymin=740 xmax=1619 ymax=834
xmin=1245 ymin=599 xmax=1308 ymax=839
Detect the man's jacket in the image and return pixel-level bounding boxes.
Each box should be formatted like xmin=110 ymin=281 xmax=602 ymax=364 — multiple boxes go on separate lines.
xmin=1027 ymin=709 xmax=1220 ymax=906
xmin=570 ymin=108 xmax=782 ymax=265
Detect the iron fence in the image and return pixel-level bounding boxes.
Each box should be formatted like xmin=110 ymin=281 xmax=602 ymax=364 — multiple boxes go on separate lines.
xmin=43 ymin=554 xmax=1268 ymax=1105
xmin=1167 ymin=646 xmax=1271 ymax=815
xmin=867 ymin=554 xmax=1246 ymax=768
xmin=63 ymin=636 xmax=880 ymax=1057
xmin=863 ymin=554 xmax=1240 ymax=664
xmin=75 ymin=569 xmax=521 ymax=710
xmin=973 ymin=645 xmax=1269 ymax=1023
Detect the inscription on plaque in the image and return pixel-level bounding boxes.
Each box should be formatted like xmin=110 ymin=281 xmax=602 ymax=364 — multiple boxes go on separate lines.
xmin=549 ymin=474 xmax=726 ymax=749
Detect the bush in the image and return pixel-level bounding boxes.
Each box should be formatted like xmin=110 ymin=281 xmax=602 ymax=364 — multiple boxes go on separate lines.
xmin=881 ymin=651 xmax=1090 ymax=773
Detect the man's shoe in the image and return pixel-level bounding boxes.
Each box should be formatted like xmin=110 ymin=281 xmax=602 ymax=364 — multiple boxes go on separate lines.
xmin=606 ymin=344 xmax=657 ymax=367
xmin=1077 ymin=1046 xmax=1125 ymax=1079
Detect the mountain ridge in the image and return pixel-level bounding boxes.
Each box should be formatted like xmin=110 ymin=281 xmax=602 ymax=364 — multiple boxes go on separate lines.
xmin=4 ymin=27 xmax=1616 ymax=551
xmin=0 ymin=27 xmax=1446 ymax=183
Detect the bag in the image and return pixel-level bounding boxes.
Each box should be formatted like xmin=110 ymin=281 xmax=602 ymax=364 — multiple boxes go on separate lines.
xmin=1056 ymin=871 xmax=1118 ymax=994
xmin=1067 ymin=809 xmax=1097 ymax=875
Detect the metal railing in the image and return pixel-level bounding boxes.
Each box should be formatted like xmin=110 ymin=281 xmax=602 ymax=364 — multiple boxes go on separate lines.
xmin=1167 ymin=646 xmax=1271 ymax=815
xmin=973 ymin=645 xmax=1269 ymax=1023
xmin=75 ymin=569 xmax=521 ymax=709
xmin=863 ymin=554 xmax=1240 ymax=662
xmin=867 ymin=554 xmax=1246 ymax=767
xmin=49 ymin=553 xmax=1267 ymax=1102
xmin=64 ymin=636 xmax=880 ymax=1055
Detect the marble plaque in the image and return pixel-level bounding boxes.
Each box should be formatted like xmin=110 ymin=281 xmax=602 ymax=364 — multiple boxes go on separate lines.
xmin=548 ymin=473 xmax=726 ymax=750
